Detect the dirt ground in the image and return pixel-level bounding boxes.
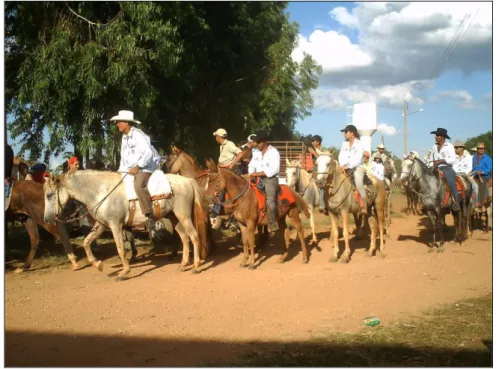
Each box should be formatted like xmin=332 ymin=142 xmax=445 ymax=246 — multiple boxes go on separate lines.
xmin=5 ymin=194 xmax=493 ymax=366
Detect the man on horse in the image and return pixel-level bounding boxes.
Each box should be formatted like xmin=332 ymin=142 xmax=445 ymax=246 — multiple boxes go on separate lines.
xmin=472 ymin=142 xmax=492 ymax=210
xmin=427 ymin=128 xmax=460 ymax=212
xmin=210 ymin=128 xmax=245 ymax=221
xmin=111 ymin=110 xmax=161 ymax=233
xmin=67 ymin=157 xmax=80 ymax=174
xmin=371 ymin=153 xmax=385 ymax=181
xmin=249 ymin=131 xmax=281 ymax=233
xmin=338 ymin=125 xmax=368 ymax=215
xmin=30 ymin=163 xmax=50 ymax=184
xmin=308 ymin=135 xmax=327 ymax=214
xmin=452 ymin=140 xmax=479 ymax=206
xmin=246 ymin=134 xmax=263 ymax=174
xmin=376 ymin=143 xmax=389 ymax=162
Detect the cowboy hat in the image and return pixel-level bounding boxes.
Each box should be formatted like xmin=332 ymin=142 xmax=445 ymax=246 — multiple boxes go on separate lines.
xmin=377 ymin=143 xmax=385 ymax=149
xmin=454 ymin=140 xmax=466 ymax=148
xmin=409 ymin=150 xmax=419 ymax=158
xmin=254 ymin=131 xmax=270 ymax=143
xmin=213 ymin=128 xmax=228 ymax=137
xmin=372 ymin=152 xmax=383 ymax=161
xmin=110 ymin=110 xmax=141 ymax=124
xmin=430 ymin=128 xmax=450 ymax=139
xmin=476 ymin=142 xmax=486 ymax=149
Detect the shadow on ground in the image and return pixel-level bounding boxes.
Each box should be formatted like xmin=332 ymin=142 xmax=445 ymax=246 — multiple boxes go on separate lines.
xmin=5 ymin=330 xmax=491 ymax=367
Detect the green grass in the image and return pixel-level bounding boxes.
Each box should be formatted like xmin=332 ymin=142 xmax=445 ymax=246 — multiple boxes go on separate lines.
xmin=228 ymin=295 xmax=492 ymax=367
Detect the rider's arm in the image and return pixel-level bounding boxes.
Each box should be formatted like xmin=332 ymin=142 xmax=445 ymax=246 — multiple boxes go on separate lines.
xmin=134 ymin=132 xmax=154 ymax=169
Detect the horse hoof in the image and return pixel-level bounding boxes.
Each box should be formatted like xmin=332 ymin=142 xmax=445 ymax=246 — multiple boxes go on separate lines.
xmin=116 ymin=276 xmax=128 ymax=282
xmin=338 ymin=258 xmax=349 ymax=264
xmin=428 ymin=248 xmax=435 ymax=253
xmin=329 ymin=257 xmax=337 ymax=263
xmin=365 ymin=252 xmax=373 ymax=258
xmin=71 ymin=264 xmax=80 ymax=271
xmin=302 ymin=259 xmax=309 ymax=264
xmin=14 ymin=267 xmax=26 ymax=274
xmin=129 ymin=256 xmax=138 ymax=264
xmin=94 ymin=261 xmax=103 ymax=272
xmin=437 ymin=248 xmax=444 ymax=253
xmin=178 ymin=265 xmax=188 ymax=272
xmin=239 ymin=263 xmax=248 ymax=268
xmin=380 ymin=252 xmax=387 ymax=258
xmin=278 ymin=259 xmax=284 ymax=264
xmin=248 ymin=264 xmax=257 ymax=270
xmin=192 ymin=269 xmax=201 ymax=275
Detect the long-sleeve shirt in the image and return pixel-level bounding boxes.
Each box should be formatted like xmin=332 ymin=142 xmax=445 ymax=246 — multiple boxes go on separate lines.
xmin=371 ymin=162 xmax=384 ymax=180
xmin=118 ymin=127 xmax=161 ymax=173
xmin=248 ymin=148 xmax=263 ymax=174
xmin=472 ymin=153 xmax=492 ymax=179
xmin=338 ymin=139 xmax=364 ymax=169
xmin=453 ymin=152 xmax=473 ymax=174
xmin=427 ymin=141 xmax=457 ymax=168
xmin=261 ymin=145 xmax=280 ymax=178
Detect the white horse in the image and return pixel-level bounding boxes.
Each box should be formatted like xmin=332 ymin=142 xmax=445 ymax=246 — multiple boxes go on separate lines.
xmin=43 ymin=170 xmax=209 ymax=279
xmin=285 ymin=158 xmax=320 ymax=244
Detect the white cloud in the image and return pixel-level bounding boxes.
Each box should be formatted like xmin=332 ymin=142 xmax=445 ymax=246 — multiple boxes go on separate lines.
xmin=428 ymin=89 xmax=476 ymax=109
xmin=293 ymin=2 xmax=491 ymax=111
xmin=377 ymin=123 xmax=397 ymax=136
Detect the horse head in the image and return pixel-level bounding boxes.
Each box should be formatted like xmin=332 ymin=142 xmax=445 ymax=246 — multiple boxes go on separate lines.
xmin=314 ymin=149 xmax=334 ymax=188
xmin=43 ymin=174 xmax=70 ymax=224
xmin=285 ymin=158 xmax=303 ymax=189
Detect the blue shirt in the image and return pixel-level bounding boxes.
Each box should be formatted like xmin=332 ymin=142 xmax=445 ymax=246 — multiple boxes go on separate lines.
xmin=472 ymin=153 xmax=492 ymax=179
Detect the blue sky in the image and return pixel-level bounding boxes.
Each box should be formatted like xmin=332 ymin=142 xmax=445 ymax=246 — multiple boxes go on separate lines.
xmin=6 ymin=2 xmax=492 ymax=168
xmin=287 ymin=2 xmax=492 ymax=157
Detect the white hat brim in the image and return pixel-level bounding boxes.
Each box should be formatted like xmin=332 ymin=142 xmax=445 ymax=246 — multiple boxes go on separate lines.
xmin=110 ymin=115 xmax=141 ymax=124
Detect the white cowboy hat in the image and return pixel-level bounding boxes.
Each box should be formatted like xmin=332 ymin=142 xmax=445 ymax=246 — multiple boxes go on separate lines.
xmin=377 ymin=144 xmax=385 ymax=149
xmin=110 ymin=110 xmax=141 ymax=124
xmin=409 ymin=150 xmax=419 ymax=158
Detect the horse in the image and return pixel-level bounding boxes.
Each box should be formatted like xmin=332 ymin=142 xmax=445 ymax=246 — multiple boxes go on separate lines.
xmin=400 ymin=158 xmax=472 ymax=251
xmin=205 ymin=162 xmax=310 ymax=269
xmin=315 ymin=150 xmax=386 ymax=263
xmin=43 ymin=170 xmax=209 ymax=279
xmin=285 ymin=158 xmax=320 ymax=244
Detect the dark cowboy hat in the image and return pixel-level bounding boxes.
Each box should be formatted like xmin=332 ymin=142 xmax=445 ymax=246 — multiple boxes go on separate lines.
xmin=430 ymin=128 xmax=451 ymax=140
xmin=254 ymin=131 xmax=270 ymax=143
xmin=340 ymin=124 xmax=358 ymax=134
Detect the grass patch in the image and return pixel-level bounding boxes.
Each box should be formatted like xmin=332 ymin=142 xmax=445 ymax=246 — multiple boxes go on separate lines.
xmin=229 ymin=295 xmax=492 ymax=367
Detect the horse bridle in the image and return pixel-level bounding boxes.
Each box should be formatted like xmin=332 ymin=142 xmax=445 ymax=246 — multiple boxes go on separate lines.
xmin=208 ymin=170 xmax=250 ymax=208
xmin=400 ymin=159 xmax=442 ymax=198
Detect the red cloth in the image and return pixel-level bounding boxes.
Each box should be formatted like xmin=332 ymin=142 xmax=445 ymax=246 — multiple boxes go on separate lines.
xmin=68 ymin=157 xmax=79 ymax=166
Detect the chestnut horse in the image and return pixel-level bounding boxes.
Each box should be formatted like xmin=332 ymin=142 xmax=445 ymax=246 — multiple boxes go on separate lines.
xmin=206 ymin=160 xmax=310 ymax=269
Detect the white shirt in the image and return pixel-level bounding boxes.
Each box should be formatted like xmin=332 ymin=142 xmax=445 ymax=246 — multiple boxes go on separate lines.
xmin=453 ymin=151 xmax=473 ymax=174
xmin=428 ymin=141 xmax=457 ymax=168
xmin=248 ymin=148 xmax=263 ymax=174
xmin=261 ymin=145 xmax=280 ymax=178
xmin=371 ymin=162 xmax=384 ymax=181
xmin=338 ymin=139 xmax=364 ymax=169
xmin=118 ymin=127 xmax=161 ymax=173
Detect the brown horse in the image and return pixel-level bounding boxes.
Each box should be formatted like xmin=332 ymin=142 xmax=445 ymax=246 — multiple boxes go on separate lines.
xmin=315 ymin=150 xmax=386 ymax=262
xmin=205 ymin=160 xmax=310 ymax=269
xmin=6 ymin=180 xmax=79 ymax=272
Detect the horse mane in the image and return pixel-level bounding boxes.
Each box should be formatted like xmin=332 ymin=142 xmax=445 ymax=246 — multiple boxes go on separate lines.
xmin=413 ymin=157 xmax=435 ymax=175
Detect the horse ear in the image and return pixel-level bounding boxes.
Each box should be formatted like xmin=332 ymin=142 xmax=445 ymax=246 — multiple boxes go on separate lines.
xmin=330 ymin=150 xmax=336 ymax=158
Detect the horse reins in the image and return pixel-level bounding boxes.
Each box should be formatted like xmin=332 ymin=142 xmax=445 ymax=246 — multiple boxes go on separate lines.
xmin=401 ymin=159 xmax=442 ymax=199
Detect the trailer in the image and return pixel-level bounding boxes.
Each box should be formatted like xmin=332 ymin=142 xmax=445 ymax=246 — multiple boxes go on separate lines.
xmin=271 ymin=141 xmax=314 ymax=184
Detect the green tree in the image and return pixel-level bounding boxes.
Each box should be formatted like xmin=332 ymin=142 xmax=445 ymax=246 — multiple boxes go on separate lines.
xmin=6 ymin=2 xmax=321 ymax=165
xmin=464 ymin=131 xmax=492 ymax=157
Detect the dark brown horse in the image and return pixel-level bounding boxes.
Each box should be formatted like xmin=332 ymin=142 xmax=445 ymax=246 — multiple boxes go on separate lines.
xmin=206 ymin=160 xmax=310 ymax=269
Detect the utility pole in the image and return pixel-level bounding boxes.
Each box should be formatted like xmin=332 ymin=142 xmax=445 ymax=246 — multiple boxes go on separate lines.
xmin=403 ymin=100 xmax=408 ymax=156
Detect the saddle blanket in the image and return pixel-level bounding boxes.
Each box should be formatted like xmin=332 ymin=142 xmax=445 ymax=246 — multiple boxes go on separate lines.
xmin=122 ymin=170 xmax=172 ymax=201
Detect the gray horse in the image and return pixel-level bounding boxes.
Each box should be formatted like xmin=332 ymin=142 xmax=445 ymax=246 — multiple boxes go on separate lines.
xmin=43 ymin=170 xmax=209 ymax=279
xmin=400 ymin=158 xmax=472 ymax=251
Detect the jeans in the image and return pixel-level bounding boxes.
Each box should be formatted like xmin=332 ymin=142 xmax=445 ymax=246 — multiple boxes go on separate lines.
xmin=211 ymin=189 xmax=226 ymax=216
xmin=262 ymin=177 xmax=279 ymax=225
xmin=477 ymin=178 xmax=490 ymax=203
xmin=439 ymin=166 xmax=459 ymax=202
xmin=353 ymin=167 xmax=367 ymax=199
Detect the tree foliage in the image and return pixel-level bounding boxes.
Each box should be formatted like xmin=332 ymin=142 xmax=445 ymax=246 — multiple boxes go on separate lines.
xmin=465 ymin=131 xmax=492 ymax=157
xmin=5 ymin=2 xmax=321 ymax=165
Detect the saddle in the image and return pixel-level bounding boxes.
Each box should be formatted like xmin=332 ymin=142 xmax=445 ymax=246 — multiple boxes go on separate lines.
xmin=344 ymin=168 xmax=374 ymax=208
xmin=438 ymin=170 xmax=466 ymax=208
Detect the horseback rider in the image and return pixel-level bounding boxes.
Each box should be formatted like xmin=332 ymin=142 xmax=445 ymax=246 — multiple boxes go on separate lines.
xmin=249 ymin=131 xmax=280 ymax=233
xmin=472 ymin=142 xmax=492 ymax=210
xmin=376 ymin=143 xmax=389 ymax=162
xmin=67 ymin=157 xmax=80 ymax=174
xmin=427 ymin=128 xmax=460 ymax=212
xmin=453 ymin=140 xmax=479 ymax=207
xmin=18 ymin=162 xmax=30 ymax=180
xmin=308 ymin=135 xmax=327 ymax=214
xmin=246 ymin=134 xmax=263 ymax=175
xmin=111 ymin=110 xmax=161 ymax=233
xmin=210 ymin=128 xmax=245 ymax=221
xmin=30 ymin=163 xmax=50 ymax=184
xmin=338 ymin=125 xmax=368 ymax=215
xmin=408 ymin=151 xmax=419 ymax=160
xmin=371 ymin=153 xmax=384 ymax=181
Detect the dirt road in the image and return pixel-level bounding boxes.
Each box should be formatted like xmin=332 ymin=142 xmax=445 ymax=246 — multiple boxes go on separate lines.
xmin=5 ymin=196 xmax=492 ymax=366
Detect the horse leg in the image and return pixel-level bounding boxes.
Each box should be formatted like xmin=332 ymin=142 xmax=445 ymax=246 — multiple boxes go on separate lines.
xmin=124 ymin=229 xmax=138 ymax=263
xmin=329 ymin=213 xmax=340 ymax=263
xmin=55 ymin=221 xmax=79 ymax=271
xmin=180 ymin=218 xmax=203 ymax=274
xmin=238 ymin=223 xmax=250 ymax=268
xmin=109 ymin=223 xmax=131 ymax=280
xmin=339 ymin=210 xmax=351 ymax=263
xmin=353 ymin=213 xmax=363 ymax=240
xmin=366 ymin=216 xmax=377 ymax=257
xmin=437 ymin=212 xmax=445 ymax=252
xmin=426 ymin=212 xmax=437 ymax=251
xmin=247 ymin=220 xmax=258 ymax=269
xmin=487 ymin=205 xmax=492 ymax=231
xmin=174 ymin=222 xmax=192 ymax=272
xmin=281 ymin=220 xmax=291 ymax=264
xmin=81 ymin=223 xmax=105 ymax=271
xmin=309 ymin=206 xmax=318 ymax=244
xmin=15 ymin=218 xmax=40 ymax=273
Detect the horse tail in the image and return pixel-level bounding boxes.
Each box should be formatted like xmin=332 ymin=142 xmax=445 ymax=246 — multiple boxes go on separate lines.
xmin=290 ymin=187 xmax=311 ymax=219
xmin=188 ymin=178 xmax=209 ymax=261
